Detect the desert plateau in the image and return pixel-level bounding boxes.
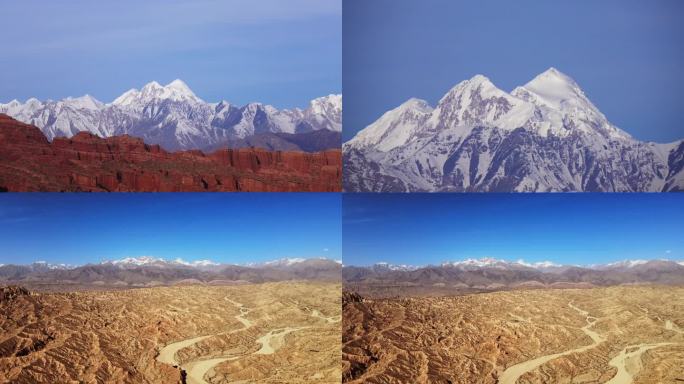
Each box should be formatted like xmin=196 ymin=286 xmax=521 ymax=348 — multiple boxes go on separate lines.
xmin=0 ymin=281 xmax=342 ymax=384
xmin=342 ymin=286 xmax=684 ymax=383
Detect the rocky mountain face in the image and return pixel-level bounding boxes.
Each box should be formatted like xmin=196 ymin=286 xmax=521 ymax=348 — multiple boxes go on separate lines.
xmin=0 ymin=114 xmax=341 ymax=192
xmin=0 ymin=257 xmax=341 ymax=289
xmin=203 ymin=129 xmax=340 ymax=153
xmin=0 ymin=80 xmax=341 ymax=152
xmin=344 ymin=68 xmax=684 ymax=192
xmin=343 ymin=258 xmax=684 ymax=297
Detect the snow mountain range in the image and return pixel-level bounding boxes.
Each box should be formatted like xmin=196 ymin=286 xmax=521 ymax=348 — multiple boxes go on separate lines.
xmin=0 ymin=256 xmax=337 ymax=270
xmin=362 ymin=257 xmax=684 ymax=273
xmin=0 ymin=80 xmax=341 ymax=152
xmin=0 ymin=257 xmax=342 ymax=286
xmin=343 ymin=257 xmax=684 ymax=294
xmin=344 ymin=68 xmax=684 ymax=192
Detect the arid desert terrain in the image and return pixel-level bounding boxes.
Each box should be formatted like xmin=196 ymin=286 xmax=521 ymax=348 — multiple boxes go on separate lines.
xmin=343 ymin=286 xmax=684 ymax=384
xmin=0 ymin=282 xmax=341 ymax=383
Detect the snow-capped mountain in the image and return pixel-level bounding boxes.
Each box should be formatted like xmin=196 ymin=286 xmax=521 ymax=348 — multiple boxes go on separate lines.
xmin=245 ymin=257 xmax=341 ymax=268
xmin=252 ymin=258 xmax=307 ymax=267
xmin=364 ymin=257 xmax=682 ymax=272
xmin=102 ymin=256 xmax=219 ymax=269
xmin=343 ymin=258 xmax=684 ymax=292
xmin=0 ymin=257 xmax=341 ymax=286
xmin=372 ymin=262 xmax=420 ymax=272
xmin=0 ymin=80 xmax=342 ymax=152
xmin=31 ymin=261 xmax=77 ymax=270
xmin=596 ymin=259 xmax=649 ymax=269
xmin=440 ymin=257 xmax=551 ymax=271
xmin=344 ymin=68 xmax=684 ymax=192
xmin=1 ymin=256 xmax=338 ymax=270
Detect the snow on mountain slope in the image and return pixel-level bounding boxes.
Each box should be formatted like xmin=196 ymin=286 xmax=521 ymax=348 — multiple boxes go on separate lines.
xmin=0 ymin=257 xmax=337 ymax=271
xmin=372 ymin=262 xmax=420 ymax=272
xmin=261 ymin=258 xmax=307 ymax=266
xmin=429 ymin=75 xmax=535 ymax=134
xmin=511 ymin=68 xmax=629 ymax=140
xmin=0 ymin=81 xmax=341 ymax=152
xmin=440 ymin=257 xmax=558 ymax=271
xmin=306 ymin=94 xmax=342 ymax=132
xmin=250 ymin=257 xmax=341 ymax=268
xmin=112 ymin=79 xmax=203 ymax=108
xmin=346 ymin=98 xmax=433 ymax=152
xmin=359 ymin=258 xmax=683 ymax=272
xmin=598 ymin=259 xmax=649 ymax=269
xmin=344 ymin=68 xmax=683 ymax=192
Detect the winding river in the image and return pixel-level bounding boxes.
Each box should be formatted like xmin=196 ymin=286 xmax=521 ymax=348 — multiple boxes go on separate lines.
xmin=156 ymin=298 xmax=254 ymax=384
xmin=499 ymin=302 xmax=680 ymax=384
xmin=499 ymin=302 xmax=604 ymax=384
xmin=605 ymin=342 xmax=674 ymax=384
xmin=156 ymin=299 xmax=330 ymax=384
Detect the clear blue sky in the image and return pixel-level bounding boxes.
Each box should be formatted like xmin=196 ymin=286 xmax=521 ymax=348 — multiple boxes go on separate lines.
xmin=343 ymin=0 xmax=683 ymax=143
xmin=0 ymin=194 xmax=341 ymax=265
xmin=343 ymin=194 xmax=684 ymax=267
xmin=0 ymin=0 xmax=341 ymax=109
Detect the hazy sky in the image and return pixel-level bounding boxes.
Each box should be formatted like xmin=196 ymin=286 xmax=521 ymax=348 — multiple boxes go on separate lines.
xmin=0 ymin=0 xmax=341 ymax=109
xmin=343 ymin=0 xmax=684 ymax=143
xmin=0 ymin=194 xmax=341 ymax=265
xmin=343 ymin=194 xmax=684 ymax=267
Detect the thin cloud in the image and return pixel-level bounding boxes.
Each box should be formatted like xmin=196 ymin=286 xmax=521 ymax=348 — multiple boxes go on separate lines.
xmin=344 ymin=217 xmax=378 ymax=225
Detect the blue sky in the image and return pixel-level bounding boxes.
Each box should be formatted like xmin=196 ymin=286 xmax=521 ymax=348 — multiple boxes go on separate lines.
xmin=0 ymin=194 xmax=341 ymax=265
xmin=343 ymin=0 xmax=684 ymax=143
xmin=0 ymin=0 xmax=341 ymax=109
xmin=343 ymin=194 xmax=684 ymax=267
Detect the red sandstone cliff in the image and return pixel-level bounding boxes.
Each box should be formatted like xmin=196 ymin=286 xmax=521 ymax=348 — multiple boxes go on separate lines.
xmin=0 ymin=114 xmax=341 ymax=192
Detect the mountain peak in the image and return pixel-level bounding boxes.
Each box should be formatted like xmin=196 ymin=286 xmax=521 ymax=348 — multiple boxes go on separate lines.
xmin=310 ymin=94 xmax=342 ymax=113
xmin=107 ymin=256 xmax=165 ymax=266
xmin=541 ymin=67 xmax=563 ymax=77
xmin=142 ymin=81 xmax=163 ymax=91
xmin=112 ymin=79 xmax=202 ymax=106
xmin=525 ymin=67 xmax=579 ymax=90
xmin=468 ymin=74 xmax=493 ymax=85
xmin=441 ymin=74 xmax=506 ymax=104
xmin=448 ymin=74 xmax=497 ymax=92
xmin=103 ymin=256 xmax=220 ymax=268
xmin=518 ymin=67 xmax=586 ymax=110
xmin=166 ymin=79 xmax=194 ymax=95
xmin=345 ymin=96 xmax=434 ymax=152
xmin=65 ymin=94 xmax=103 ymax=111
xmin=399 ymin=97 xmax=433 ymax=112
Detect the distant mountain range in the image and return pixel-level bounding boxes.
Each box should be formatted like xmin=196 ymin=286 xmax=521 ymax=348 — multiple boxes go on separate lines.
xmin=344 ymin=68 xmax=684 ymax=192
xmin=0 ymin=257 xmax=341 ymax=289
xmin=343 ymin=257 xmax=684 ymax=296
xmin=0 ymin=80 xmax=341 ymax=152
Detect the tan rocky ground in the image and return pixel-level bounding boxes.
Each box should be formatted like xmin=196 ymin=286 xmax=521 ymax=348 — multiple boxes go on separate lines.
xmin=343 ymin=286 xmax=684 ymax=383
xmin=0 ymin=282 xmax=341 ymax=383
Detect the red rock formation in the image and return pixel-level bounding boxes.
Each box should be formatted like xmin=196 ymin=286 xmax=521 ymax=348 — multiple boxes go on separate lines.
xmin=0 ymin=114 xmax=341 ymax=192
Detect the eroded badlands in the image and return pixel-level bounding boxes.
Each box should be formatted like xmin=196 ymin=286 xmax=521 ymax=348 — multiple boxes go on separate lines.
xmin=343 ymin=286 xmax=684 ymax=383
xmin=0 ymin=282 xmax=341 ymax=383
